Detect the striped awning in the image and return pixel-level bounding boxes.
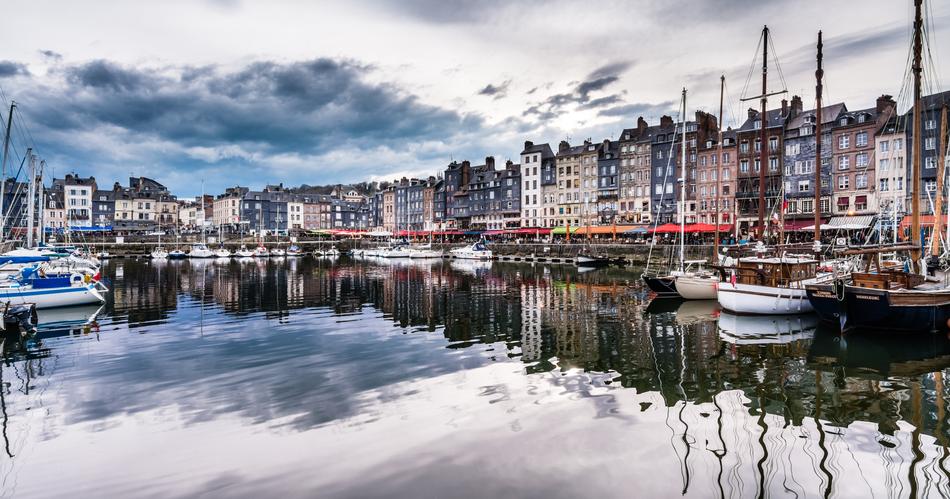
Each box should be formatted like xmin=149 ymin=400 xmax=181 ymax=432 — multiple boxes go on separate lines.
xmin=827 ymin=215 xmax=874 ymax=230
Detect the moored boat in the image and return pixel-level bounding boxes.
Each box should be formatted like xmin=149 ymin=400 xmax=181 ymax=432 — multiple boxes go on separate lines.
xmin=450 ymin=241 xmax=492 ymax=260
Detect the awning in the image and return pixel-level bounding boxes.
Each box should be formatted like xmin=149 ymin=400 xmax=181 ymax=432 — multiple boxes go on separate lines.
xmin=367 ymin=230 xmax=393 ymax=237
xmin=828 ymin=215 xmax=874 ymax=230
xmin=574 ymin=225 xmax=642 ymax=235
xmin=464 ymin=230 xmax=483 ymax=235
xmin=624 ymin=226 xmax=649 ymax=234
xmin=513 ymin=227 xmax=552 ymax=235
xmin=551 ymin=226 xmax=579 ymax=235
xmin=650 ymin=223 xmax=681 ymax=234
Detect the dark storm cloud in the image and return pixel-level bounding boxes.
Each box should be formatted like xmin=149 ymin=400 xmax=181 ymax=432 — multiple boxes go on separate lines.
xmin=0 ymin=61 xmax=29 ymax=78
xmin=18 ymin=57 xmax=478 ymax=155
xmin=598 ymin=100 xmax=676 ymax=119
xmin=477 ymin=79 xmax=511 ymax=99
xmin=525 ymin=61 xmax=633 ymax=119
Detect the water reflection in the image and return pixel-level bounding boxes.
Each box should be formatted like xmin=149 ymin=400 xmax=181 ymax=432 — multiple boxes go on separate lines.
xmin=0 ymin=258 xmax=949 ymax=497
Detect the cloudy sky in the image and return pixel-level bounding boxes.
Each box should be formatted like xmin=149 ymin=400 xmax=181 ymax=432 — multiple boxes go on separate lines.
xmin=0 ymin=0 xmax=947 ymax=197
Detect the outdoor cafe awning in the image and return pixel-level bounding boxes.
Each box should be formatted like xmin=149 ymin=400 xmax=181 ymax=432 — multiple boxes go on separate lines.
xmin=551 ymin=226 xmax=579 ymax=235
xmin=802 ymin=215 xmax=875 ymax=231
xmin=900 ymin=215 xmax=937 ymax=229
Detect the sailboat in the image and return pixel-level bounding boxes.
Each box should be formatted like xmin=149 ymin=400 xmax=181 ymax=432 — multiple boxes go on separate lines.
xmin=253 ymin=202 xmax=269 ymax=257
xmin=214 ymin=225 xmax=231 ymax=258
xmin=189 ymin=182 xmax=215 ymax=258
xmin=151 ymin=220 xmax=168 ymax=259
xmin=806 ymin=1 xmax=950 ymax=332
xmin=716 ymin=26 xmax=822 ymax=315
xmin=575 ymin=195 xmax=610 ymax=267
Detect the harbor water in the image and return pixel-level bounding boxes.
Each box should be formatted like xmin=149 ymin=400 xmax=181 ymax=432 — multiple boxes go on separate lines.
xmin=3 ymin=257 xmax=950 ymax=497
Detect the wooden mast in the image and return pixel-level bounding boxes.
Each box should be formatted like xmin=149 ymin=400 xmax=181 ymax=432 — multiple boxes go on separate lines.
xmin=0 ymin=102 xmax=14 ymax=239
xmin=715 ymin=75 xmax=724 ymax=256
xmin=679 ymin=88 xmax=687 ymax=272
xmin=757 ymin=26 xmax=769 ymax=240
xmin=911 ymin=0 xmax=923 ymax=271
xmin=814 ymin=31 xmax=824 ymax=245
xmin=933 ymin=104 xmax=948 ymax=257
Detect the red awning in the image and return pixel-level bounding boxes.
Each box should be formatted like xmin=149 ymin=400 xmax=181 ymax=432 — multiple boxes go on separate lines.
xmin=514 ymin=227 xmax=552 ymax=235
xmin=650 ymin=223 xmax=681 ymax=233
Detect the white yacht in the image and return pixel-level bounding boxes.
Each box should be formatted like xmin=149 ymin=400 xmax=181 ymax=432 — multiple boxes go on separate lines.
xmin=151 ymin=247 xmax=169 ymax=259
xmin=450 ymin=241 xmax=492 ymax=260
xmin=214 ymin=247 xmax=232 ymax=258
xmin=235 ymin=245 xmax=255 ymax=258
xmin=188 ymin=244 xmax=215 ymax=258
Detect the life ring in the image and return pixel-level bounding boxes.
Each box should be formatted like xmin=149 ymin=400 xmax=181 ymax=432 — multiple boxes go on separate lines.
xmin=70 ymin=273 xmax=84 ymax=284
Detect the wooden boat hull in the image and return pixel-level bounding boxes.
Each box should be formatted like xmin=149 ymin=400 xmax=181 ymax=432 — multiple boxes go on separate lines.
xmin=804 ymin=283 xmax=843 ymax=324
xmin=717 ymin=282 xmax=813 ymax=315
xmin=817 ymin=285 xmax=950 ymax=332
xmin=674 ymin=274 xmax=718 ymax=300
xmin=642 ymin=275 xmax=678 ymax=297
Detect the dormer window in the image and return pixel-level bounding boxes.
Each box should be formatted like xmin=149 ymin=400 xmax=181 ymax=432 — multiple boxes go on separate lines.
xmin=839 ymin=117 xmax=848 ymax=126
xmin=753 ymin=120 xmax=761 ymax=129
xmin=857 ymin=114 xmax=867 ymax=123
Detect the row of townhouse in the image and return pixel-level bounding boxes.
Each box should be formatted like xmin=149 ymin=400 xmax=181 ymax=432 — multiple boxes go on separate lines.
xmin=513 ymin=90 xmax=947 ymax=233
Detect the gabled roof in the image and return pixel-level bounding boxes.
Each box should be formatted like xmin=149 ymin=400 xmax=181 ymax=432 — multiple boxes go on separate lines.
xmin=521 ymin=142 xmax=555 ymax=158
xmin=738 ymin=108 xmax=786 ymax=132
xmin=786 ymin=103 xmax=847 ymax=129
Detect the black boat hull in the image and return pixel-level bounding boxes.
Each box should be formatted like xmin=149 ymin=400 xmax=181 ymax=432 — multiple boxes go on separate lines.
xmin=808 ymin=284 xmax=950 ymax=333
xmin=642 ymin=275 xmax=679 ymax=297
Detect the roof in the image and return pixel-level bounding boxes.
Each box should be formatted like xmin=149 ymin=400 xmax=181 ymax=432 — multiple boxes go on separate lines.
xmin=520 ymin=142 xmax=555 ymax=158
xmin=785 ymin=102 xmax=847 ymax=129
xmin=738 ymin=108 xmax=786 ymax=132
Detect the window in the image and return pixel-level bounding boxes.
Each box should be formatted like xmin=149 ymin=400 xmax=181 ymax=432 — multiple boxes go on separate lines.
xmin=880 ymin=141 xmax=889 ymax=153
xmin=838 ymin=156 xmax=850 ymax=170
xmin=740 ymin=160 xmax=749 ymax=173
xmin=837 ymin=196 xmax=850 ymax=210
xmin=856 ymin=173 xmax=867 ymax=189
xmin=769 ymin=137 xmax=778 ymax=152
xmin=798 ymin=180 xmax=810 ymax=192
xmin=802 ymin=199 xmax=814 ymax=213
xmin=666 ymin=184 xmax=673 ymax=194
xmin=879 ymin=159 xmax=889 ymax=171
xmin=926 ymin=157 xmax=936 ymax=169
xmin=927 ymin=179 xmax=937 ymax=192
xmin=856 ymin=132 xmax=868 ymax=147
xmin=754 ymin=159 xmax=760 ymax=172
xmin=855 ymin=195 xmax=867 ymax=211
xmin=838 ymin=175 xmax=849 ymax=190
xmin=769 ymin=158 xmax=778 ymax=172
xmin=895 ymin=138 xmax=903 ymax=150
xmin=723 ymin=169 xmax=730 ymax=180
xmin=655 ymin=185 xmax=661 ymax=195
xmin=926 ymin=137 xmax=936 ymax=150
xmin=838 ymin=135 xmax=850 ymax=149
xmin=856 ymin=153 xmax=869 ymax=167
xmin=879 ymin=178 xmax=889 ymax=191
xmin=926 ymin=119 xmax=936 ymax=130
xmin=740 ymin=142 xmax=749 ymax=153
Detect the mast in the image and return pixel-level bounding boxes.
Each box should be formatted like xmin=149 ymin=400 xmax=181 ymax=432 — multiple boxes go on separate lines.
xmin=911 ymin=0 xmax=923 ymax=271
xmin=26 ymin=151 xmax=35 ymax=248
xmin=37 ymin=160 xmax=45 ymax=246
xmin=937 ymin=104 xmax=949 ymax=257
xmin=679 ymin=88 xmax=687 ymax=272
xmin=758 ymin=26 xmax=769 ymax=240
xmin=934 ymin=104 xmax=950 ymax=256
xmin=0 ymin=102 xmax=14 ymax=239
xmin=814 ymin=31 xmax=824 ymax=245
xmin=715 ymin=75 xmax=724 ymax=257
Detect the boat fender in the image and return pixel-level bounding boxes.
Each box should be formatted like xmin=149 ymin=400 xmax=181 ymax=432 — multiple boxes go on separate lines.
xmin=833 ymin=279 xmax=846 ymax=302
xmin=71 ymin=273 xmax=85 ymax=285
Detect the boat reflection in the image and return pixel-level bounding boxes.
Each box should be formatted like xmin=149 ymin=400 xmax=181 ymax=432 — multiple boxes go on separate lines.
xmin=718 ymin=312 xmax=818 ymax=345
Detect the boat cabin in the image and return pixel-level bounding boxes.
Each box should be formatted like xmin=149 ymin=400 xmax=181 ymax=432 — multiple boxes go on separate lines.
xmin=734 ymin=257 xmax=818 ymax=287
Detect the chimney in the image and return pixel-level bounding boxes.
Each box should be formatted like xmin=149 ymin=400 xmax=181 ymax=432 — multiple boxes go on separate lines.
xmin=877 ymin=94 xmax=896 ymax=114
xmin=781 ymin=98 xmax=788 ymax=116
xmin=747 ymin=108 xmax=758 ymax=120
xmin=790 ymin=95 xmax=803 ymax=118
xmin=461 ymin=160 xmax=471 ymax=186
xmin=485 ymin=156 xmax=495 ymax=169
xmin=559 ymin=140 xmax=570 ymax=152
xmin=523 ymin=140 xmax=533 ymax=151
xmin=637 ymin=116 xmax=648 ymax=132
xmin=660 ymin=115 xmax=673 ymax=128
xmin=505 ymin=159 xmax=514 ymax=169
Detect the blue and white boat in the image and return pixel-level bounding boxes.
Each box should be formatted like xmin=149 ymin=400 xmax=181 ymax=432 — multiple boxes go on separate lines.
xmin=0 ymin=267 xmax=107 ymax=309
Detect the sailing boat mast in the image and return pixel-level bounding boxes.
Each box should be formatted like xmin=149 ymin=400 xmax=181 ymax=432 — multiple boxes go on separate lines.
xmin=715 ymin=76 xmax=724 ymax=257
xmin=757 ymin=26 xmax=769 ymax=240
xmin=814 ymin=31 xmax=824 ymax=245
xmin=932 ymin=104 xmax=948 ymax=257
xmin=0 ymin=102 xmax=14 ymax=239
xmin=26 ymin=151 xmax=35 ymax=248
xmin=911 ymin=0 xmax=923 ymax=271
xmin=679 ymin=88 xmax=687 ymax=272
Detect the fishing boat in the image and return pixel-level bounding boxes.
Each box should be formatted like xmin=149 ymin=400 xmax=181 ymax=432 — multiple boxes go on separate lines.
xmin=450 ymin=240 xmax=492 ymax=260
xmin=235 ymin=245 xmax=255 ymax=258
xmin=718 ymin=246 xmax=819 ymax=315
xmin=188 ymin=243 xmax=215 ymax=258
xmin=806 ymin=1 xmax=950 ymax=332
xmin=0 ymin=268 xmax=108 ymax=309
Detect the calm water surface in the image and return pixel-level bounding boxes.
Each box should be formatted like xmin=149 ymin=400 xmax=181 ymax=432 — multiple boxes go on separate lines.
xmin=3 ymin=257 xmax=950 ymax=498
